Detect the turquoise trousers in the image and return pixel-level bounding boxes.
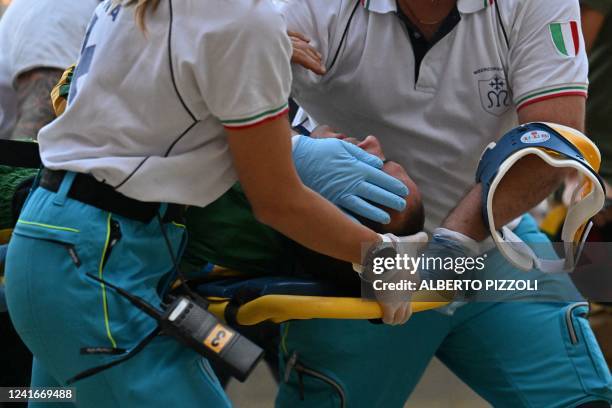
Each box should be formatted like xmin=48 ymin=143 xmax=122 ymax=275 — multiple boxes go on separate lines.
xmin=277 ymin=216 xmax=612 ymax=407
xmin=5 ymin=173 xmax=230 ymax=407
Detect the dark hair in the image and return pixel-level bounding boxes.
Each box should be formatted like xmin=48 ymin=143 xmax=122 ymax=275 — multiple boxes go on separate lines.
xmin=397 ymin=199 xmax=425 ymax=236
xmin=356 ymin=198 xmax=425 ymax=237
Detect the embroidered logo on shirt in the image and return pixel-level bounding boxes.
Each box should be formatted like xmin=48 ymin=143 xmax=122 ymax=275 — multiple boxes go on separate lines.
xmin=478 ymin=75 xmax=510 ymax=116
xmin=549 ymin=21 xmax=580 ymax=57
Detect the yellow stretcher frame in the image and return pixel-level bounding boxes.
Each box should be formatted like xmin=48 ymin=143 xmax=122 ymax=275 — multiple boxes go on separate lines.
xmin=207 ymin=291 xmax=449 ymax=326
xmin=207 ymin=295 xmax=448 ymax=325
xmin=2 ymin=228 xmax=449 ymax=324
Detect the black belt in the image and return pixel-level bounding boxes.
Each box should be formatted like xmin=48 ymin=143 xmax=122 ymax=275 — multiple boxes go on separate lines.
xmin=0 ymin=139 xmax=42 ymax=168
xmin=39 ymin=169 xmax=185 ymax=224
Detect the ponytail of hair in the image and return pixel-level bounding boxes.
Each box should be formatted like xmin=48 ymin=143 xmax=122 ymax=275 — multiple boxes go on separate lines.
xmin=122 ymin=0 xmax=161 ymax=31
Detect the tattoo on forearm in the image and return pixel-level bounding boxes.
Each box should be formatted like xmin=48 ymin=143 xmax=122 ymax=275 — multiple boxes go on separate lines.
xmin=11 ymin=68 xmax=63 ymax=140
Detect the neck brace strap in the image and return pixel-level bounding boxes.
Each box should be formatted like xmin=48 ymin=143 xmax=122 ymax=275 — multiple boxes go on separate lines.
xmin=476 ymin=123 xmax=605 ymax=273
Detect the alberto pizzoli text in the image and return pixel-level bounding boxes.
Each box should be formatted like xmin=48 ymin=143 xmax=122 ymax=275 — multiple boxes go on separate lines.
xmin=373 ymin=279 xmax=539 ymax=292
xmin=371 ymin=253 xmax=539 ymax=292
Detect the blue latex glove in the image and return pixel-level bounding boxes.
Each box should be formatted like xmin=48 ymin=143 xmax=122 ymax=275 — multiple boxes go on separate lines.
xmin=417 ymin=229 xmax=482 ymax=315
xmin=292 ymin=136 xmax=408 ymax=224
xmin=418 ymin=228 xmax=480 ymax=283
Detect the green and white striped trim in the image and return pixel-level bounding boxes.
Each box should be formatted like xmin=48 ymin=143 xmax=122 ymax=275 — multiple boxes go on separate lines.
xmin=221 ymin=103 xmax=289 ymax=129
xmin=515 ymin=83 xmax=588 ymax=110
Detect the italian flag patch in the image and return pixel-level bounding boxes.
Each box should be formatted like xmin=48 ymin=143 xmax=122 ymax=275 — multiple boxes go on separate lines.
xmin=549 ymin=21 xmax=580 ymax=57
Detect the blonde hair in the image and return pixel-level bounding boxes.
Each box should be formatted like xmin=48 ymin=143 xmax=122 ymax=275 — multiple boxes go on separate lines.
xmin=119 ymin=0 xmax=161 ymax=31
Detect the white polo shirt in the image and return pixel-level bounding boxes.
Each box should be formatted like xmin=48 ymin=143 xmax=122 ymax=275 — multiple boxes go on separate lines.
xmin=39 ymin=0 xmax=292 ymax=207
xmin=0 ymin=0 xmax=100 ymax=139
xmin=283 ymin=0 xmax=588 ymax=230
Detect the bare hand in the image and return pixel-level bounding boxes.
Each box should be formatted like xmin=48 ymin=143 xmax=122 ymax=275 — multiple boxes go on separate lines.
xmin=310 ymin=124 xmax=347 ymax=139
xmin=289 ymin=30 xmax=326 ymax=75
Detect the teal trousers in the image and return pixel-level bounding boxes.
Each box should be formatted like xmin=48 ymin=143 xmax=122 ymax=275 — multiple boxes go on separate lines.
xmin=277 ymin=216 xmax=612 ymax=407
xmin=5 ymin=173 xmax=230 ymax=407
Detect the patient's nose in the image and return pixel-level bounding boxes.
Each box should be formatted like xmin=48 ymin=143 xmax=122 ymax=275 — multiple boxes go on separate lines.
xmin=358 ymin=135 xmax=384 ymax=160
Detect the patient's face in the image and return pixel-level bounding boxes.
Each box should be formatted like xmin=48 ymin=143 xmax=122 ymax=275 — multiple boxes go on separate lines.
xmin=310 ymin=126 xmax=423 ymax=235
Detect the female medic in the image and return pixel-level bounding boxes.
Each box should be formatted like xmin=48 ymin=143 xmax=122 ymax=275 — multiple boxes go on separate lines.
xmin=4 ymin=0 xmax=411 ymax=405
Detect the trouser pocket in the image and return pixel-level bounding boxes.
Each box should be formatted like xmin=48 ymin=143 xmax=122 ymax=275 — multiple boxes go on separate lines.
xmin=5 ymin=220 xmax=84 ymax=362
xmin=562 ymin=302 xmax=612 ymax=397
xmin=283 ymin=351 xmax=347 ymax=408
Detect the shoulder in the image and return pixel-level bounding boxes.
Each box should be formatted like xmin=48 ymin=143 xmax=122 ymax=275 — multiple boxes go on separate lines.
xmin=281 ymin=0 xmax=346 ymax=25
xmin=0 ymin=0 xmax=98 ymax=79
xmin=1 ymin=0 xmax=98 ymax=27
xmin=0 ymin=0 xmax=98 ymax=39
xmin=496 ymin=0 xmax=580 ymax=23
xmin=281 ymin=0 xmax=345 ymax=15
xmin=175 ymin=0 xmax=286 ymax=37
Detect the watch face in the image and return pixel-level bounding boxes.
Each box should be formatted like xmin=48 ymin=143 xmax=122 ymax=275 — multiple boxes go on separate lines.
xmin=362 ymin=244 xmax=397 ymax=282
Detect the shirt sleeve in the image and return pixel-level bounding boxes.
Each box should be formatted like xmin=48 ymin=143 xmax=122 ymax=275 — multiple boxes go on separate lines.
xmin=507 ymin=0 xmax=589 ymax=111
xmin=281 ymin=0 xmax=344 ymax=93
xmin=580 ymin=0 xmax=612 ymax=15
xmin=190 ymin=1 xmax=292 ymax=129
xmin=6 ymin=0 xmax=99 ymax=83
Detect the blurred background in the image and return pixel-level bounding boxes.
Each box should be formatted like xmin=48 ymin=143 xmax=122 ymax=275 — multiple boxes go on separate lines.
xmin=226 ymin=359 xmax=489 ymax=407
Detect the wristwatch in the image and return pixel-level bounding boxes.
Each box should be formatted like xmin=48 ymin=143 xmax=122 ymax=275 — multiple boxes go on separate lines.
xmin=353 ymin=234 xmax=399 ymax=283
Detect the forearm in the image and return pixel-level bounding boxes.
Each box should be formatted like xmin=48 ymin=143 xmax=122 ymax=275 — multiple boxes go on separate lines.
xmin=11 ymin=68 xmax=63 ymax=140
xmin=443 ymin=96 xmax=584 ymax=241
xmin=443 ymin=157 xmax=567 ymax=241
xmin=257 ymin=186 xmax=380 ymax=264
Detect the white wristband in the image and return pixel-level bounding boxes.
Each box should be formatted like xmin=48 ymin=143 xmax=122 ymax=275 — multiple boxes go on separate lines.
xmin=291 ymin=134 xmax=302 ymax=150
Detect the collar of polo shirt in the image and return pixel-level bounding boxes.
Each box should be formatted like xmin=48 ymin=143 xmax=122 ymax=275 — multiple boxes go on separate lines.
xmin=361 ymin=0 xmax=492 ymax=14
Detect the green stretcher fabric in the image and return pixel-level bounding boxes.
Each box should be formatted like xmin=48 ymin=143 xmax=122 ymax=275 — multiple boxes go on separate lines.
xmin=180 ymin=183 xmax=296 ymax=278
xmin=0 ymin=166 xmax=37 ymax=230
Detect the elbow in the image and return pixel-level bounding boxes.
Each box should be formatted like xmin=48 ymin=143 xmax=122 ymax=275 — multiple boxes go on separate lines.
xmin=252 ymin=204 xmax=280 ymax=227
xmin=251 ymin=199 xmax=295 ymax=228
xmin=248 ymin=184 xmax=310 ymax=229
xmin=252 ymin=194 xmax=307 ymax=230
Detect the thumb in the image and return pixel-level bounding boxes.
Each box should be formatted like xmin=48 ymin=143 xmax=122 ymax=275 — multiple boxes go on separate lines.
xmin=397 ymin=232 xmax=429 ymax=244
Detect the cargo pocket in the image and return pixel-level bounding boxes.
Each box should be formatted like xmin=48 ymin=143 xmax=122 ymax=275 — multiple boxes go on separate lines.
xmin=562 ymin=302 xmax=612 ymax=394
xmin=12 ymin=219 xmax=81 ymax=266
xmin=283 ymin=351 xmax=347 ymax=408
xmin=6 ymin=219 xmax=83 ymax=344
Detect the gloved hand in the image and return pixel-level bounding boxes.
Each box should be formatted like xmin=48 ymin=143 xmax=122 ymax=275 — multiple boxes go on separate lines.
xmin=357 ymin=232 xmax=428 ymax=325
xmin=292 ymin=135 xmax=408 ymax=224
xmin=418 ymin=228 xmax=484 ymax=308
xmin=417 ymin=228 xmax=481 ymax=302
